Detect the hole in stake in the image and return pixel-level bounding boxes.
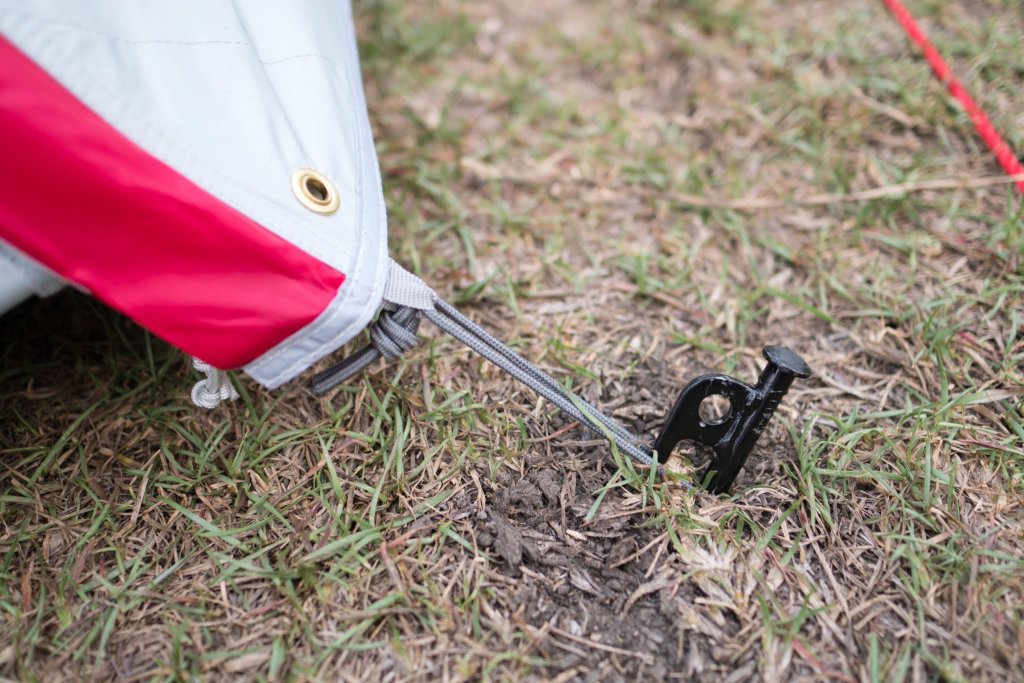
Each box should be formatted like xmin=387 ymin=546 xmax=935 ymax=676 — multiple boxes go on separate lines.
xmin=698 ymin=394 xmax=732 ymax=425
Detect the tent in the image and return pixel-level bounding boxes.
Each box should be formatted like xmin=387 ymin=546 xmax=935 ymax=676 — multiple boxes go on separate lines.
xmin=1 ymin=0 xmax=389 ymax=394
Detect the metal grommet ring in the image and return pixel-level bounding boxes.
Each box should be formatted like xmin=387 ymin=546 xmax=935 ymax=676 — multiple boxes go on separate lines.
xmin=291 ymin=168 xmax=340 ymax=215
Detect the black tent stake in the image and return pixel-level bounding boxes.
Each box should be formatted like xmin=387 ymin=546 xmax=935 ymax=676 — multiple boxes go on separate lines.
xmin=653 ymin=346 xmax=811 ymax=493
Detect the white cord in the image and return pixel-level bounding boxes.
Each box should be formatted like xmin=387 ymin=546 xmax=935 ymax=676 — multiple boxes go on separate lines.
xmin=190 ymin=358 xmax=240 ymax=408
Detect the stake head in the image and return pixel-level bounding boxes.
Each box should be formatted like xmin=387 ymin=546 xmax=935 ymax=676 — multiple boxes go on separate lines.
xmin=763 ymin=345 xmax=811 ymax=378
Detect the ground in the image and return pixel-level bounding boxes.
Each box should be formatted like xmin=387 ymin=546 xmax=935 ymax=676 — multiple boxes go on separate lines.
xmin=1 ymin=0 xmax=1023 ymax=680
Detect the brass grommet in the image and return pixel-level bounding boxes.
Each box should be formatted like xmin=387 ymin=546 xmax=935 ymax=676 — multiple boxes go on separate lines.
xmin=291 ymin=168 xmax=340 ymax=215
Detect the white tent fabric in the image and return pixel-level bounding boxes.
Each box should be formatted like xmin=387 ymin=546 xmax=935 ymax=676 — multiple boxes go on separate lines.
xmin=0 ymin=241 xmax=63 ymax=312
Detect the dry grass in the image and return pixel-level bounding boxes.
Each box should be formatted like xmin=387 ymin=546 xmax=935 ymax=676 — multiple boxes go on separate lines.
xmin=2 ymin=0 xmax=1023 ymax=680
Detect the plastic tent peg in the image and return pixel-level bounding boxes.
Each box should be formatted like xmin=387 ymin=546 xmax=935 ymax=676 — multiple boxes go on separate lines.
xmin=652 ymin=346 xmax=811 ymax=493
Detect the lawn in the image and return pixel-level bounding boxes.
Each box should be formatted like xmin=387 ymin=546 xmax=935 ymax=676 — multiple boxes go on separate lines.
xmin=1 ymin=0 xmax=1023 ymax=680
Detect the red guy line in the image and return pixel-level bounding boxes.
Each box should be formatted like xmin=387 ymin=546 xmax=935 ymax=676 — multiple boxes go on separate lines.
xmin=881 ymin=0 xmax=1024 ymax=193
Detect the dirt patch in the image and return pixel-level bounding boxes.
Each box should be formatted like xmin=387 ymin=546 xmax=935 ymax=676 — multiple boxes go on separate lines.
xmin=470 ymin=447 xmax=751 ymax=681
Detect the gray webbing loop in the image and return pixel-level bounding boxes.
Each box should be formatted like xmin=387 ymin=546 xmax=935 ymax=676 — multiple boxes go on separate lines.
xmin=313 ymin=261 xmax=655 ymax=467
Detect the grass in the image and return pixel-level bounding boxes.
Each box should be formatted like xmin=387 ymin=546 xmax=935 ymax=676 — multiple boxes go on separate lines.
xmin=2 ymin=0 xmax=1024 ymax=680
